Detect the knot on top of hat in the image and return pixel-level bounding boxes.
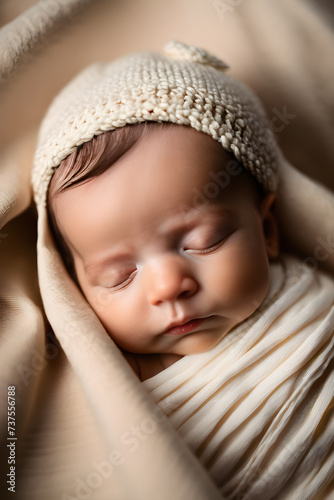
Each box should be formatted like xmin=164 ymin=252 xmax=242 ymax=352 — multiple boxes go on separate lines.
xmin=164 ymin=40 xmax=229 ymax=71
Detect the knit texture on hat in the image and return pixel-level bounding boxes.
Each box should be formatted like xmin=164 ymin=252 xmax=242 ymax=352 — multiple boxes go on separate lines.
xmin=32 ymin=41 xmax=279 ymax=207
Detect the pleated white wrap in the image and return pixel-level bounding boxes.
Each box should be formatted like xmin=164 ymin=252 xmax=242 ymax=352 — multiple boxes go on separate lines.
xmin=143 ymin=254 xmax=334 ymax=499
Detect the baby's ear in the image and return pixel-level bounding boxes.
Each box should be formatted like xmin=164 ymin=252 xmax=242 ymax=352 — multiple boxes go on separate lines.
xmin=260 ymin=192 xmax=280 ymax=259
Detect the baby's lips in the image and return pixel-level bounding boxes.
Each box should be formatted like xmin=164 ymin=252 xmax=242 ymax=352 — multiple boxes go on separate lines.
xmin=163 ymin=40 xmax=229 ymax=71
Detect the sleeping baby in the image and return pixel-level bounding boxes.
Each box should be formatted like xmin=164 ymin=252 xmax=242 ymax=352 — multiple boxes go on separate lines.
xmin=47 ymin=121 xmax=279 ymax=382
xmin=32 ymin=41 xmax=334 ymax=499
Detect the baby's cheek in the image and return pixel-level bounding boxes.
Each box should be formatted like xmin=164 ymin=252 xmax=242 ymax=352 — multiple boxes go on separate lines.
xmin=89 ymin=287 xmax=124 ymax=312
xmin=87 ymin=287 xmax=146 ymax=334
xmin=206 ymin=243 xmax=269 ymax=318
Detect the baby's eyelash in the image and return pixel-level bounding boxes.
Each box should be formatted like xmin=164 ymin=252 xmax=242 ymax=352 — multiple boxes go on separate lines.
xmin=184 ymin=231 xmax=233 ymax=255
xmin=103 ymin=270 xmax=137 ymax=291
xmin=192 ymin=238 xmax=227 ymax=254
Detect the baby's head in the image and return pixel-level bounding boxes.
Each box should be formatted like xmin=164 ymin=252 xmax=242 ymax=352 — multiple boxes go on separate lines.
xmin=32 ymin=41 xmax=281 ymax=356
xmin=47 ymin=122 xmax=279 ymax=356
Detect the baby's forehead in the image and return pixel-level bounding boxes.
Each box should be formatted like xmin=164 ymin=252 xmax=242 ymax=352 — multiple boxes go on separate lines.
xmin=118 ymin=124 xmax=239 ymax=179
xmin=106 ymin=125 xmax=241 ymax=191
xmin=51 ymin=124 xmax=261 ymax=247
xmin=124 ymin=125 xmax=258 ymax=196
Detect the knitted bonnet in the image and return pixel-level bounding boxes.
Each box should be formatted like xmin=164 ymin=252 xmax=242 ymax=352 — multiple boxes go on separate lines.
xmin=31 ymin=40 xmax=280 ymax=207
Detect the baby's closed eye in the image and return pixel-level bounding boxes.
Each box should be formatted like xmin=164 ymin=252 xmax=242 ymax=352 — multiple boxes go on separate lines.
xmin=182 ymin=226 xmax=234 ymax=254
xmin=101 ymin=267 xmax=137 ymax=289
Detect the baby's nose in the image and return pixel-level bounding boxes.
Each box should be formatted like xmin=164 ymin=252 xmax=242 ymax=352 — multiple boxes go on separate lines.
xmin=147 ymin=255 xmax=199 ymax=306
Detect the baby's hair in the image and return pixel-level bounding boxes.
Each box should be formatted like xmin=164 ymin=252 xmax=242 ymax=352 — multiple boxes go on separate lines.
xmin=47 ymin=122 xmax=264 ymax=283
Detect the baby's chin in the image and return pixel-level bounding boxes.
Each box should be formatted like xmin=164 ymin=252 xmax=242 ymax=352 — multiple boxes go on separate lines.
xmin=159 ymin=329 xmax=232 ymax=356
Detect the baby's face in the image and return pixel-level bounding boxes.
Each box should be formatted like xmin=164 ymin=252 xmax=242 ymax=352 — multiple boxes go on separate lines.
xmin=53 ymin=126 xmax=278 ymax=356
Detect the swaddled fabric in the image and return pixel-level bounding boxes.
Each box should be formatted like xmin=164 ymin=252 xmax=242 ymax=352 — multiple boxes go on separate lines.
xmin=143 ymin=254 xmax=334 ymax=499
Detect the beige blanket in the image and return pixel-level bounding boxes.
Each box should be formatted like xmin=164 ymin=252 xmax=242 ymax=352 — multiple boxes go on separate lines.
xmin=1 ymin=1 xmax=334 ymax=499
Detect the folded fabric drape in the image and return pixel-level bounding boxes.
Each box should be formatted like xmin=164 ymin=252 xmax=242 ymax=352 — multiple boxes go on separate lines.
xmin=0 ymin=0 xmax=91 ymax=83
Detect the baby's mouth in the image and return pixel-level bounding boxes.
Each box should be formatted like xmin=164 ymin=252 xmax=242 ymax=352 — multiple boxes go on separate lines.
xmin=162 ymin=317 xmax=208 ymax=337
